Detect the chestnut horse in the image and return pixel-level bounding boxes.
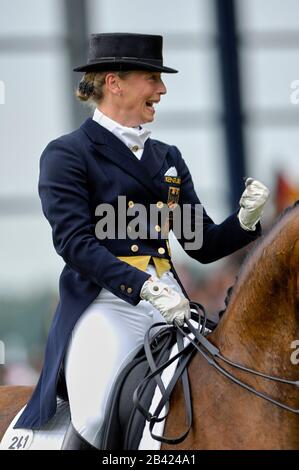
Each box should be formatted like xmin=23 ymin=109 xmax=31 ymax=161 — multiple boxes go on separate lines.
xmin=162 ymin=202 xmax=299 ymax=450
xmin=1 ymin=203 xmax=299 ymax=449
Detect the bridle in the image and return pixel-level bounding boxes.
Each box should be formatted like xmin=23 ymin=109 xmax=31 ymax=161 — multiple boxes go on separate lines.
xmin=133 ymin=302 xmax=299 ymax=445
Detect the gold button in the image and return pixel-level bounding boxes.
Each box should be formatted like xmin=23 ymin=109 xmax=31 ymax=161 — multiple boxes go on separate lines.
xmin=158 ymin=247 xmax=165 ymax=255
xmin=131 ymin=244 xmax=139 ymax=252
xmin=131 ymin=145 xmax=139 ymax=152
xmin=155 ymin=225 xmax=161 ymax=232
xmin=127 ymin=287 xmax=133 ymax=294
xmin=156 ymin=201 xmax=164 ymax=208
xmin=128 ymin=200 xmax=134 ymax=208
xmin=120 ymin=284 xmax=126 ymax=291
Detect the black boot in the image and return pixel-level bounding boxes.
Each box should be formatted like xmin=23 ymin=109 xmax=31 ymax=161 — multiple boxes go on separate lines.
xmin=61 ymin=422 xmax=98 ymax=450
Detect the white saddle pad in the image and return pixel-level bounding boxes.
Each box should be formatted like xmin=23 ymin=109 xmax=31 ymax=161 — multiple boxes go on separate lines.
xmin=0 ymin=399 xmax=70 ymax=450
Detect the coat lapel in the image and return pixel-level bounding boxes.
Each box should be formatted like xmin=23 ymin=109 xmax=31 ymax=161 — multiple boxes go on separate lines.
xmin=81 ymin=118 xmax=168 ymax=199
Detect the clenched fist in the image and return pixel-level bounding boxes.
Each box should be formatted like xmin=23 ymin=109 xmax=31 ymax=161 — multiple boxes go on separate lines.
xmin=238 ymin=177 xmax=270 ymax=231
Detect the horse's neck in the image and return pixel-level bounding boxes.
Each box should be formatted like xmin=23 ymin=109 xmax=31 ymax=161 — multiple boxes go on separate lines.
xmin=211 ymin=218 xmax=299 ymax=379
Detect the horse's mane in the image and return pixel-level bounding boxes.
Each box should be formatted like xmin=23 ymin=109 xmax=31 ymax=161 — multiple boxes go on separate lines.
xmin=221 ymin=200 xmax=299 ymax=313
xmin=242 ymin=199 xmax=299 ymax=267
xmin=244 ymin=199 xmax=298 ymax=258
xmin=268 ymin=199 xmax=299 ymax=230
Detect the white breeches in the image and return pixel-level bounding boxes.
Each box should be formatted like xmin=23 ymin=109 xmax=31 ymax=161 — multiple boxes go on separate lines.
xmin=64 ymin=264 xmax=184 ymax=448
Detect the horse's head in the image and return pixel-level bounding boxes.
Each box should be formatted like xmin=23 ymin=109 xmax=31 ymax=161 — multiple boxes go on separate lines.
xmin=212 ymin=202 xmax=299 ymax=377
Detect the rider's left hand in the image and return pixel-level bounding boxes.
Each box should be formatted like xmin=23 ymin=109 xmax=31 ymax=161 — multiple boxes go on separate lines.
xmin=238 ymin=178 xmax=270 ymax=231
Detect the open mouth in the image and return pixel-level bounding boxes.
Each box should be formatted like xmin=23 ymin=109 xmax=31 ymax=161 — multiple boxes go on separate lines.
xmin=145 ymin=101 xmax=155 ymax=112
xmin=145 ymin=100 xmax=159 ymax=113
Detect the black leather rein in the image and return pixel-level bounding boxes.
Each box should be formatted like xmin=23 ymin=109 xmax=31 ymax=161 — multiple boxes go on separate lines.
xmin=133 ymin=301 xmax=299 ymax=446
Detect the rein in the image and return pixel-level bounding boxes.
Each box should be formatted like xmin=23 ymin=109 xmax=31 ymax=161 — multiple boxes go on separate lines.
xmin=134 ymin=302 xmax=299 ymax=445
xmin=133 ymin=302 xmax=208 ymax=445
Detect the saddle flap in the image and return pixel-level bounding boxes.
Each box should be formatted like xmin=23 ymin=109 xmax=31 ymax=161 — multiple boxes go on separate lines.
xmin=100 ymin=328 xmax=175 ymax=450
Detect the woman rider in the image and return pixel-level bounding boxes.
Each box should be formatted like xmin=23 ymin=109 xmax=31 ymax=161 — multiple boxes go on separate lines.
xmin=14 ymin=33 xmax=270 ymax=449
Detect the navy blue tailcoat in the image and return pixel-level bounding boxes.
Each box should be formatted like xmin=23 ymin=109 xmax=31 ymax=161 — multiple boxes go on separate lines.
xmin=15 ymin=118 xmax=261 ymax=429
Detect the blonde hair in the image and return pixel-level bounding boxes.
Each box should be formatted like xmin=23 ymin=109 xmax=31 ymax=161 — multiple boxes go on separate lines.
xmin=75 ymin=70 xmax=132 ymax=106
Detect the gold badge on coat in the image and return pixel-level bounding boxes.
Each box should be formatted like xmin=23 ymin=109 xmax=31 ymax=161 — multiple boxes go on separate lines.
xmin=160 ymin=175 xmax=181 ymax=236
xmin=167 ymin=186 xmax=180 ymax=208
xmin=160 ymin=187 xmax=180 ymax=237
xmin=164 ymin=176 xmax=181 ymax=185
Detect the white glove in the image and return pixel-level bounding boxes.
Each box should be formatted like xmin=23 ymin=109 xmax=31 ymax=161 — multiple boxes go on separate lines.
xmin=238 ymin=177 xmax=270 ymax=231
xmin=140 ymin=277 xmax=191 ymax=326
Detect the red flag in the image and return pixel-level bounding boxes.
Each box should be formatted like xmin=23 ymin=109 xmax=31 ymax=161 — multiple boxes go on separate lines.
xmin=275 ymin=172 xmax=299 ymax=214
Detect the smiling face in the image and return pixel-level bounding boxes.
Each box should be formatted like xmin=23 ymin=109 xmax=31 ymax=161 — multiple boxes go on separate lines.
xmin=118 ymin=71 xmax=167 ymax=125
xmin=99 ymin=70 xmax=167 ymax=127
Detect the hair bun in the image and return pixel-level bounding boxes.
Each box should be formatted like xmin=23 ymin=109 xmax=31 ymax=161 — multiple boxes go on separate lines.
xmin=78 ymin=80 xmax=94 ymax=96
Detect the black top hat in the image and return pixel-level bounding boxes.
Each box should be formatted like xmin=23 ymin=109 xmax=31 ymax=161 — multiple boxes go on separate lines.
xmin=73 ymin=32 xmax=178 ymax=74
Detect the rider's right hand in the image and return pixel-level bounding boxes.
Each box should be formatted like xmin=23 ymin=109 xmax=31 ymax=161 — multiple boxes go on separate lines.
xmin=140 ymin=276 xmax=190 ymax=326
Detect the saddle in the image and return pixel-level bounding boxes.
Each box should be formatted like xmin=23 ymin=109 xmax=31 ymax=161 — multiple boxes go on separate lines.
xmin=57 ymin=326 xmax=178 ymax=450
xmin=103 ymin=327 xmax=177 ymax=450
xmin=58 ymin=304 xmax=219 ymax=450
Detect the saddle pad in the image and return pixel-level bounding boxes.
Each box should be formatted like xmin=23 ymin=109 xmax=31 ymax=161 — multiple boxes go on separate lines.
xmin=1 ymin=399 xmax=70 ymax=450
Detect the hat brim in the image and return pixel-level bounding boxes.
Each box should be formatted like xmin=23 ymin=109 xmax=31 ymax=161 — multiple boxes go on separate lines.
xmin=73 ymin=59 xmax=178 ymax=74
